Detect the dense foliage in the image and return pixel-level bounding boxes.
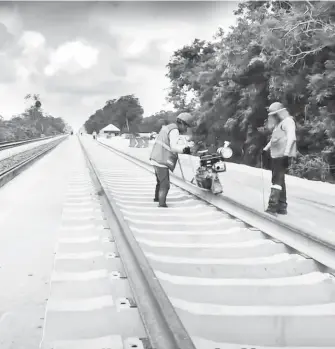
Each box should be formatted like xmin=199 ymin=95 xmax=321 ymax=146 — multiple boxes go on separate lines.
xmin=163 ymin=0 xmax=335 ymax=181
xmin=82 ymin=1 xmax=335 ymax=182
xmin=0 ymin=94 xmax=67 ymax=142
xmin=84 ymin=95 xmax=144 ymax=134
xmin=139 ymin=110 xmax=177 ymax=133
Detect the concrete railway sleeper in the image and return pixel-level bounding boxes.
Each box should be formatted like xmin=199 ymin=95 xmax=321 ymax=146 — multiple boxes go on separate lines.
xmin=77 ymin=137 xmax=335 ymax=349
xmin=0 ymin=135 xmax=57 ymax=151
xmin=0 ymin=136 xmax=67 ymax=189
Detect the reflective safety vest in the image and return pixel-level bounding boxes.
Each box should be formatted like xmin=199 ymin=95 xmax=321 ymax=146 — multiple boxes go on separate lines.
xmin=150 ymin=123 xmax=178 ymax=171
xmin=270 ymin=117 xmax=297 ymax=158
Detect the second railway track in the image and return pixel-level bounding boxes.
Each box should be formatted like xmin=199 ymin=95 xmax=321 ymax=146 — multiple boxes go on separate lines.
xmin=0 ymin=135 xmax=57 ymax=151
xmin=80 ymin=136 xmax=335 ymax=349
xmin=0 ymin=136 xmax=67 ymax=189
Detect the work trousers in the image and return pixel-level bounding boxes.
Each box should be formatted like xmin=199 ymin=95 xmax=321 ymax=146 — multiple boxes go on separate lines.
xmin=154 ymin=166 xmax=170 ymax=206
xmin=271 ymin=157 xmax=289 ymax=209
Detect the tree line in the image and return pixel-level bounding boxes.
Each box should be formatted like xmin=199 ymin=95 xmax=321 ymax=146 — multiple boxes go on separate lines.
xmin=0 ymin=94 xmax=68 ymax=142
xmin=83 ymin=1 xmax=335 ymax=182
xmin=84 ymin=95 xmax=144 ymax=134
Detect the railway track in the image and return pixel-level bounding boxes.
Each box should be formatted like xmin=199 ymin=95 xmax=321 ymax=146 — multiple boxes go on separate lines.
xmin=0 ymin=135 xmax=58 ymax=151
xmin=0 ymin=136 xmax=67 ymax=189
xmin=76 ymin=136 xmax=335 ymax=348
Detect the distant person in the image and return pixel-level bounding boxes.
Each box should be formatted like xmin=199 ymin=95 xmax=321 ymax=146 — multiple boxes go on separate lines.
xmin=92 ymin=131 xmax=97 ymax=140
xmin=150 ymin=112 xmax=195 ymax=208
xmin=263 ymin=102 xmax=297 ymax=215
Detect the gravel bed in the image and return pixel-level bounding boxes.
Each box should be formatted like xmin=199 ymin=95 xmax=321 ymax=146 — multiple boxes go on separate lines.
xmin=0 ymin=135 xmax=64 ymax=161
xmin=0 ymin=139 xmax=61 ymax=175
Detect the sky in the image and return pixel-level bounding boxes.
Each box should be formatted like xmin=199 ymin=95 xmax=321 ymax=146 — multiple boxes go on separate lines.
xmin=0 ymin=1 xmax=239 ymax=131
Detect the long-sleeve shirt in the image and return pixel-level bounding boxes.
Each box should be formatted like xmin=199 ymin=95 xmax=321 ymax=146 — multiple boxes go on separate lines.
xmin=264 ymin=116 xmax=297 ymax=158
xmin=150 ymin=129 xmax=186 ymax=168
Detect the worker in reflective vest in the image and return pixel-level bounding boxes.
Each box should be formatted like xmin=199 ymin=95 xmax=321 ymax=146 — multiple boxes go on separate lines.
xmin=263 ymin=102 xmax=297 ymax=215
xmin=150 ymin=112 xmax=196 ymax=207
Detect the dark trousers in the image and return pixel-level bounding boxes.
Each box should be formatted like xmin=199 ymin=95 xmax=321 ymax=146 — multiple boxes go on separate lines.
xmin=154 ymin=166 xmax=170 ymax=206
xmin=271 ymin=157 xmax=288 ymax=209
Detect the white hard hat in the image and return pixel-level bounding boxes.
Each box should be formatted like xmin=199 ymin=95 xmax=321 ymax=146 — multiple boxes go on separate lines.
xmin=176 ymin=112 xmax=196 ymax=126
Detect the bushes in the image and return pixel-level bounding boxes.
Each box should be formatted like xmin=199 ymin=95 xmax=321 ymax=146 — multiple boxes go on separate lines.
xmin=289 ymin=154 xmax=333 ymax=182
xmin=0 ymin=109 xmax=66 ymax=142
xmin=163 ymin=0 xmax=335 ymax=183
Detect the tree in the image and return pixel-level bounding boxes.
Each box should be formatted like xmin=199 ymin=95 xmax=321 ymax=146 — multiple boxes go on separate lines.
xmin=166 ymin=39 xmax=219 ymax=111
xmin=25 ymin=93 xmax=42 ymax=110
xmin=84 ymin=94 xmax=144 ymax=134
xmin=165 ymin=0 xmax=335 ymax=181
xmin=113 ymin=95 xmax=144 ymax=132
xmin=139 ymin=110 xmax=177 ymax=133
xmin=0 ymin=93 xmax=66 ymax=141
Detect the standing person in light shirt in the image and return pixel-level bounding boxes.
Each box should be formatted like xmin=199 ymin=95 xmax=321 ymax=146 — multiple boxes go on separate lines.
xmin=150 ymin=112 xmax=196 ymax=208
xmin=263 ymin=102 xmax=297 ymax=215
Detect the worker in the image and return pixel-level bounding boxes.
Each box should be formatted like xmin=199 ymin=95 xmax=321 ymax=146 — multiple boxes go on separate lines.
xmin=263 ymin=102 xmax=297 ymax=215
xmin=150 ymin=112 xmax=196 ymax=208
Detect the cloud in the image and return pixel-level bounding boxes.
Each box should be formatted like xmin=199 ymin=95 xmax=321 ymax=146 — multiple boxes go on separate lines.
xmin=0 ymin=22 xmax=14 ymax=50
xmin=19 ymin=30 xmax=45 ymax=50
xmin=43 ymin=40 xmax=128 ymax=97
xmin=46 ymin=76 xmax=133 ymax=96
xmin=0 ymin=1 xmax=239 ymax=130
xmin=0 ymin=22 xmax=17 ymax=82
xmin=123 ymin=39 xmax=170 ymax=67
xmin=44 ymin=41 xmax=99 ymax=76
xmin=0 ymin=4 xmax=22 ymax=36
xmin=0 ymin=54 xmax=16 ymax=82
xmin=12 ymin=30 xmax=48 ymax=82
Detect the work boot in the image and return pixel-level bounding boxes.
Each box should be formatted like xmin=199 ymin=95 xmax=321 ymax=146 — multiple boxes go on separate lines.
xmin=277 ymin=204 xmax=287 ymax=215
xmin=265 ymin=187 xmax=281 ymax=215
xmin=158 ymin=187 xmax=169 ymax=208
xmin=277 ymin=187 xmax=287 ymax=214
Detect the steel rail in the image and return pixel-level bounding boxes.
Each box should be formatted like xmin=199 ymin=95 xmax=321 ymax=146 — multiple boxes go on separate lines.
xmin=0 ymin=136 xmax=67 ymax=189
xmin=0 ymin=135 xmax=64 ymax=151
xmin=95 ymin=139 xmax=335 ymax=274
xmin=79 ymin=138 xmax=197 ymax=349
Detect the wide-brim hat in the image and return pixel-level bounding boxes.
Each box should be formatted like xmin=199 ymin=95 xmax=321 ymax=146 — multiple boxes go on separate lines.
xmin=267 ymin=102 xmax=286 ymax=115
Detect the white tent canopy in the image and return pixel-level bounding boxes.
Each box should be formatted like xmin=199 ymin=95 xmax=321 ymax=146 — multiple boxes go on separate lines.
xmin=100 ymin=124 xmax=120 ymax=133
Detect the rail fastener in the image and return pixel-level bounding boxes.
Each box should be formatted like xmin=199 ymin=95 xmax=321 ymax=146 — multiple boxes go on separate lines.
xmin=79 ymin=139 xmax=197 ymax=349
xmin=96 ymin=139 xmax=335 ymax=275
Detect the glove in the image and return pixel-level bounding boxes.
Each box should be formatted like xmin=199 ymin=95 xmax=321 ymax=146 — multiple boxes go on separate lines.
xmin=183 ymin=146 xmax=191 ymax=155
xmin=261 ymin=148 xmax=268 ymax=157
xmin=283 ymin=156 xmax=290 ymax=168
